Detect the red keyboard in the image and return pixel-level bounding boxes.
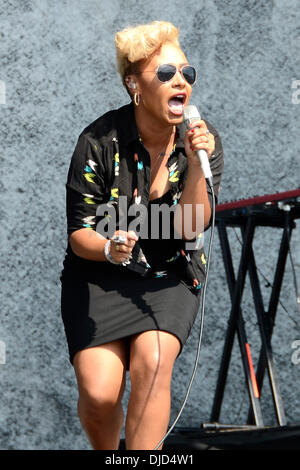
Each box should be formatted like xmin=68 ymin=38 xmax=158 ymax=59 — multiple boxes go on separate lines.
xmin=216 ymin=188 xmax=300 ymax=213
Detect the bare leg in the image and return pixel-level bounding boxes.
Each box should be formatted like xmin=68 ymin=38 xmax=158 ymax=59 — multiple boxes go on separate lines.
xmin=125 ymin=330 xmax=181 ymax=450
xmin=73 ymin=339 xmax=127 ymax=450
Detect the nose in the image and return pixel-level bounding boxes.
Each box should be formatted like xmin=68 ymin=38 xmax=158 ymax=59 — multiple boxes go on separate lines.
xmin=172 ymin=69 xmax=185 ymax=86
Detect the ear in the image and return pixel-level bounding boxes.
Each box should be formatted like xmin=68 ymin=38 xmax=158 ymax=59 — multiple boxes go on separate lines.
xmin=125 ymin=76 xmax=137 ymax=90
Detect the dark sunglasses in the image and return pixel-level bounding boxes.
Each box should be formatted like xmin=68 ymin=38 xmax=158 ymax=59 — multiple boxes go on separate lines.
xmin=139 ymin=64 xmax=197 ymax=86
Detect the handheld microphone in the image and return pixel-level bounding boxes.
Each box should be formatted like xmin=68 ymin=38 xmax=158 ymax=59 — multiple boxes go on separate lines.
xmin=183 ymin=105 xmax=213 ymax=186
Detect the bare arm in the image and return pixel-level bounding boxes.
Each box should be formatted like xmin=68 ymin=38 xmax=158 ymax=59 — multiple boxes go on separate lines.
xmin=69 ymin=228 xmax=138 ymax=263
xmin=174 ymin=120 xmax=215 ymax=240
xmin=69 ymin=228 xmax=107 ymax=261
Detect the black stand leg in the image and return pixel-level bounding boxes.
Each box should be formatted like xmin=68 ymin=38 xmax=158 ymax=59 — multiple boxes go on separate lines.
xmin=210 ymin=217 xmax=264 ymax=426
xmin=210 ymin=211 xmax=294 ymax=428
xmin=246 ymin=213 xmax=294 ymax=425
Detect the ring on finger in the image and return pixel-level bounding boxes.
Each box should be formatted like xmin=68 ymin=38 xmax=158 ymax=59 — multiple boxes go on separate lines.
xmin=122 ymin=254 xmax=132 ymax=264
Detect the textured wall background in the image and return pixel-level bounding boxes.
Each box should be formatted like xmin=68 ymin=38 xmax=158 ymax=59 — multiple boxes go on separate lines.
xmin=0 ymin=0 xmax=299 ymax=450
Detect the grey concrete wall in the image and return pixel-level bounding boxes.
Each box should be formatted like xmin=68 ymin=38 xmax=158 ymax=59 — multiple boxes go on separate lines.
xmin=0 ymin=0 xmax=299 ymax=450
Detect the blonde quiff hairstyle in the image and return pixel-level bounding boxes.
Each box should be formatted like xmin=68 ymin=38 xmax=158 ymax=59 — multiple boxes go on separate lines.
xmin=115 ymin=21 xmax=180 ymax=87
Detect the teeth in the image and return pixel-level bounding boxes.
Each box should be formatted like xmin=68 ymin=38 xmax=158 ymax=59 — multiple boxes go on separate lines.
xmin=168 ymin=95 xmax=185 ymax=114
xmin=174 ymin=95 xmax=185 ymax=103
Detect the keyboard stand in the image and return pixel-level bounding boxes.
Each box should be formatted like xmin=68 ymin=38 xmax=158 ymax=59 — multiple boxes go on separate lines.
xmin=209 ymin=205 xmax=297 ymax=428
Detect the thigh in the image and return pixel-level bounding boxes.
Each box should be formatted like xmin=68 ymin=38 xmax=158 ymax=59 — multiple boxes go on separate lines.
xmin=129 ymin=330 xmax=181 ymax=382
xmin=73 ymin=340 xmax=127 ymax=403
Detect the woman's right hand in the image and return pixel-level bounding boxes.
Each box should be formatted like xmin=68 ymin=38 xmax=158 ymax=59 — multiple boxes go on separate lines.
xmin=108 ymin=230 xmax=138 ymax=264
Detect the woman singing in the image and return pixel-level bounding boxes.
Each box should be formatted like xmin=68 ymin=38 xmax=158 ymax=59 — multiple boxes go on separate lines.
xmin=60 ymin=20 xmax=224 ymax=450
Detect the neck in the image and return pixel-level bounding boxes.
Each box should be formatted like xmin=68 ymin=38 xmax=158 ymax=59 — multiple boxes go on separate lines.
xmin=134 ymin=106 xmax=175 ymax=151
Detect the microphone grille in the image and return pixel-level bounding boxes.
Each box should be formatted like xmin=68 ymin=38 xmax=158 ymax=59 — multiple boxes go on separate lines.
xmin=183 ymin=105 xmax=201 ymax=121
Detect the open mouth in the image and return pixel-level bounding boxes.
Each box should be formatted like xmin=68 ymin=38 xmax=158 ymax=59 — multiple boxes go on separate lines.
xmin=168 ymin=94 xmax=186 ymax=116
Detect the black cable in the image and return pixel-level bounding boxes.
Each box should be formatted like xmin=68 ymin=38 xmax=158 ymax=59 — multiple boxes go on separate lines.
xmin=153 ymin=181 xmax=216 ymax=450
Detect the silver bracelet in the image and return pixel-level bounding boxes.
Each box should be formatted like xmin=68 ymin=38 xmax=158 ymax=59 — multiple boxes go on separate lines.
xmin=104 ymin=240 xmax=121 ymax=265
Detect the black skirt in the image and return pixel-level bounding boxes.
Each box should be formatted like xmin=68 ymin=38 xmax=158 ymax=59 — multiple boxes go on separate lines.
xmin=60 ymin=264 xmax=201 ymax=365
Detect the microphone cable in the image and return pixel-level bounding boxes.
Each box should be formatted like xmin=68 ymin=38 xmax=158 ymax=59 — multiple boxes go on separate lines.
xmin=153 ymin=180 xmax=216 ymax=450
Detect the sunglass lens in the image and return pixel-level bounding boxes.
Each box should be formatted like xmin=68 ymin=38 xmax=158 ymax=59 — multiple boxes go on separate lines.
xmin=157 ymin=64 xmax=177 ymax=82
xmin=182 ymin=66 xmax=196 ymax=85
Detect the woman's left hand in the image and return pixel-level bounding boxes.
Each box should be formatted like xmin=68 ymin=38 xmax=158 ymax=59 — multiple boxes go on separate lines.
xmin=184 ymin=120 xmax=215 ymax=167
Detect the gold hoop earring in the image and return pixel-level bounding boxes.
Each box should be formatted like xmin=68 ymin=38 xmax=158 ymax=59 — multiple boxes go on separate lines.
xmin=134 ymin=93 xmax=140 ymax=107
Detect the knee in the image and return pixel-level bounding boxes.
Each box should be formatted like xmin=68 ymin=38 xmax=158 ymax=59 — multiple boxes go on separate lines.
xmin=129 ymin=332 xmax=180 ymax=393
xmin=130 ymin=350 xmax=173 ymax=391
xmin=78 ymin=386 xmax=122 ymax=423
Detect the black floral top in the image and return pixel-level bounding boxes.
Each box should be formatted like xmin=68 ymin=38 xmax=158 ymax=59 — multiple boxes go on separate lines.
xmin=62 ymin=102 xmax=224 ymax=292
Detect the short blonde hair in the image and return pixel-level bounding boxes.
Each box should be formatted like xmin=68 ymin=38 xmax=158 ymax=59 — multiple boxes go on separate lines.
xmin=115 ymin=21 xmax=180 ymax=85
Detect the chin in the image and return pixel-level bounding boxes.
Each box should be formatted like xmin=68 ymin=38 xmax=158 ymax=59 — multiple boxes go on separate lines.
xmin=167 ymin=112 xmax=184 ymax=125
